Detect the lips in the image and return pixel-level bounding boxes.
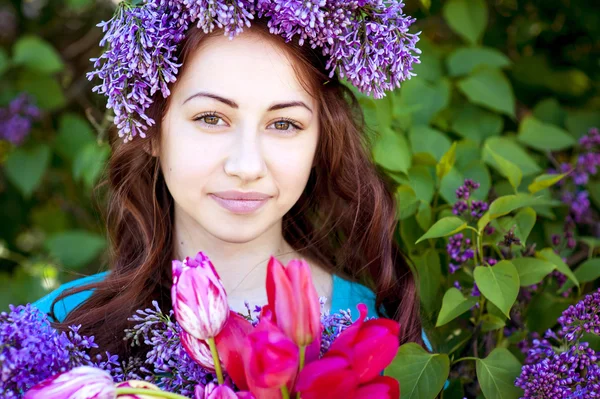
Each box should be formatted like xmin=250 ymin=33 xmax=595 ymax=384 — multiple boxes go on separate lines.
xmin=209 ymin=192 xmax=271 ymax=214
xmin=211 ymin=190 xmax=272 ymax=200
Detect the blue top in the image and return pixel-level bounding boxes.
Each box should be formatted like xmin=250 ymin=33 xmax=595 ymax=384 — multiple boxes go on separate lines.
xmin=32 ymin=272 xmax=433 ymax=352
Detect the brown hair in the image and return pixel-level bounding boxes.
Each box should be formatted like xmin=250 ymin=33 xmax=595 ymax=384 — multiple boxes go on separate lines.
xmin=50 ymin=19 xmax=423 ymax=359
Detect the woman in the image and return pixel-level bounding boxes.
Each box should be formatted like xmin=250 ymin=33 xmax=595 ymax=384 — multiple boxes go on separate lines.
xmin=33 ymin=12 xmax=429 ymax=361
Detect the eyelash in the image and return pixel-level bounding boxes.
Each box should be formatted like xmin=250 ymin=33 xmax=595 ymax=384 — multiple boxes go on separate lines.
xmin=193 ymin=111 xmax=303 ymax=134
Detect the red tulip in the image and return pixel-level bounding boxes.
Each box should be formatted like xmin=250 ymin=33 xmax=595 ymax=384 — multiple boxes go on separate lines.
xmin=215 ymin=311 xmax=254 ymax=391
xmin=294 ymin=355 xmax=359 ymax=399
xmin=352 ymin=376 xmax=400 ymax=399
xmin=327 ymin=303 xmax=400 ymax=383
xmin=243 ymin=314 xmax=299 ymax=390
xmin=180 ymin=329 xmax=221 ymax=371
xmin=171 ymin=251 xmax=229 ymax=340
xmin=265 ymin=257 xmax=321 ymax=346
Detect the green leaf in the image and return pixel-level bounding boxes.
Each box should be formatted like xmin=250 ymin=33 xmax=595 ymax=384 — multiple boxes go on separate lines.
xmin=558 ymin=258 xmax=600 ymax=293
xmin=566 ymin=110 xmax=600 ymax=139
xmin=73 ymin=142 xmax=111 ymax=189
xmin=0 ymin=48 xmax=9 ymax=77
xmin=45 ymin=230 xmax=106 ymax=269
xmin=416 ymin=203 xmax=433 ymax=232
xmin=537 ymin=248 xmax=579 ymax=289
xmin=436 ymin=287 xmax=479 ymax=327
xmin=4 ymin=144 xmax=51 ymax=198
xmin=481 ymin=314 xmax=506 ymax=332
xmin=528 ymin=173 xmax=569 ymax=194
xmin=518 ymin=116 xmax=575 ymax=151
xmin=412 ymin=249 xmax=442 ymax=315
xmin=447 ymin=47 xmax=511 ymax=77
xmin=451 ymin=104 xmax=503 ymax=143
xmin=17 ymin=71 xmax=66 ymax=111
xmin=488 ymin=194 xmax=554 ymax=220
xmin=398 ymin=78 xmax=451 ymax=125
xmin=532 ymin=98 xmax=566 ymax=127
xmin=484 ymin=144 xmax=522 ymax=192
xmin=476 ymin=348 xmax=523 ymax=399
xmin=457 ymin=68 xmax=515 ymax=117
xmin=442 ymin=0 xmax=488 ymax=45
xmin=512 ymin=207 xmax=537 ymax=243
xmin=373 ymin=130 xmax=412 ymax=173
xmin=408 ymin=166 xmax=435 ymax=204
xmin=512 ymin=257 xmax=556 ymax=287
xmin=395 ymin=185 xmax=420 ymax=220
xmin=67 ymin=0 xmax=94 ymax=10
xmin=482 ymin=137 xmax=541 ymax=176
xmin=474 ymin=261 xmax=520 ymax=318
xmin=54 ymin=113 xmax=96 ymax=161
xmin=416 ymin=216 xmax=467 ymax=244
xmin=13 ymin=35 xmax=64 ymax=74
xmin=526 ymin=292 xmax=571 ymax=333
xmin=386 ymin=343 xmax=450 ymax=399
xmin=409 ymin=126 xmax=452 ymax=162
xmin=436 ymin=142 xmax=457 ymax=181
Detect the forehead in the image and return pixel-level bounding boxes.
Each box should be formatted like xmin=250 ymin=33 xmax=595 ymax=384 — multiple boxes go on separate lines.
xmin=174 ymin=31 xmax=314 ymax=108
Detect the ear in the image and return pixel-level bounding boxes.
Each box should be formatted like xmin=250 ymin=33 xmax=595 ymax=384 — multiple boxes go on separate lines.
xmin=142 ymin=138 xmax=159 ymax=157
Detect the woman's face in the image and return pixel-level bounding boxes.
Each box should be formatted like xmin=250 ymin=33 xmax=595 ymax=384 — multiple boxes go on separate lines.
xmin=158 ymin=30 xmax=319 ymax=244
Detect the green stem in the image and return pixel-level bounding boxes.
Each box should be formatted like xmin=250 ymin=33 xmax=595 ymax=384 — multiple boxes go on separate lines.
xmin=207 ymin=337 xmax=224 ymax=385
xmin=115 ymin=388 xmax=190 ymax=399
xmin=299 ymin=345 xmax=306 ymax=371
xmin=281 ymin=386 xmax=291 ymax=399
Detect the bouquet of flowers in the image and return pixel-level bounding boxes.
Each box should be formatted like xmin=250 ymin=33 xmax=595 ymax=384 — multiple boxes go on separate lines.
xmin=1 ymin=252 xmax=402 ymax=398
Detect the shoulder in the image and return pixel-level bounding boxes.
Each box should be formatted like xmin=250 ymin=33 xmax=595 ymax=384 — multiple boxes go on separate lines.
xmin=31 ymin=271 xmax=110 ymax=322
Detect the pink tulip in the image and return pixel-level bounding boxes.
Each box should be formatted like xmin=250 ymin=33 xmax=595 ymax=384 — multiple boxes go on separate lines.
xmin=294 ymin=355 xmax=359 ymax=399
xmin=195 ymin=382 xmax=255 ymax=399
xmin=195 ymin=383 xmax=256 ymax=399
xmin=352 ymin=376 xmax=400 ymax=399
xmin=23 ymin=366 xmax=116 ymax=399
xmin=243 ymin=313 xmax=299 ymax=390
xmin=265 ymin=257 xmax=321 ymax=346
xmin=215 ymin=311 xmax=254 ymax=391
xmin=327 ymin=303 xmax=400 ymax=384
xmin=181 ymin=329 xmax=221 ymax=371
xmin=115 ymin=380 xmax=161 ymax=399
xmin=171 ymin=251 xmax=229 ymax=340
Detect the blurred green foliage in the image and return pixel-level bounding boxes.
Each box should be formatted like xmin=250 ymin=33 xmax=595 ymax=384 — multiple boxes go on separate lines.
xmin=0 ymin=0 xmax=599 ymax=396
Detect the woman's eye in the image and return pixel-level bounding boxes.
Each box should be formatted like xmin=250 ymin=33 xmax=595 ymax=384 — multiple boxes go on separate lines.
xmin=193 ymin=113 xmax=302 ymax=134
xmin=270 ymin=120 xmax=301 ymax=133
xmin=194 ymin=113 xmax=226 ymax=128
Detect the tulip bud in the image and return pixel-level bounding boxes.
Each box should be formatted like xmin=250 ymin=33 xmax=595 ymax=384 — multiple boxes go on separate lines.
xmin=194 ymin=382 xmax=254 ymax=399
xmin=266 ymin=257 xmax=321 ymax=346
xmin=172 ymin=251 xmax=229 ymax=340
xmin=116 ymin=380 xmax=161 ymax=399
xmin=181 ymin=329 xmax=221 ymax=371
xmin=23 ymin=366 xmax=116 ymax=399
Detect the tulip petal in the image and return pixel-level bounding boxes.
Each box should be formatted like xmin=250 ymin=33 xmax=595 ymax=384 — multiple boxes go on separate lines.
xmin=180 ymin=330 xmax=218 ymax=371
xmin=23 ymin=366 xmax=115 ymax=399
xmin=215 ymin=311 xmax=254 ymax=391
xmin=352 ymin=376 xmax=400 ymax=399
xmin=295 ymin=356 xmax=359 ymax=399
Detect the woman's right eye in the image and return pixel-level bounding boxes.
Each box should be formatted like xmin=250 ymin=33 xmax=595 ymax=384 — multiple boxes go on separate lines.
xmin=193 ymin=112 xmax=227 ymax=128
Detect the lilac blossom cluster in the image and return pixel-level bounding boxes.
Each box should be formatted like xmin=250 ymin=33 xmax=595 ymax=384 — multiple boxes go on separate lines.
xmin=452 ymin=179 xmax=489 ymax=218
xmin=446 ymin=233 xmax=474 ymax=274
xmin=516 ymin=289 xmax=600 ymax=398
xmin=0 ymin=304 xmax=112 ymax=398
xmin=0 ymin=93 xmax=41 ymax=146
xmin=88 ymin=0 xmax=421 ymax=143
xmin=516 ymin=342 xmax=600 ymax=398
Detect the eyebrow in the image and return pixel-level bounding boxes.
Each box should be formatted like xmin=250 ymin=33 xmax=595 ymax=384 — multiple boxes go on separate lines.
xmin=182 ymin=91 xmax=313 ymax=114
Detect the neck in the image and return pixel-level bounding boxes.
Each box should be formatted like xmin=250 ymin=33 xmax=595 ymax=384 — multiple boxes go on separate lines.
xmin=172 ymin=208 xmax=299 ymax=300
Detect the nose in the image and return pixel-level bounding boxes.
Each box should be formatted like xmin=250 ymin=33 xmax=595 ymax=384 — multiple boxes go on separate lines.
xmin=223 ymin=129 xmax=267 ymax=183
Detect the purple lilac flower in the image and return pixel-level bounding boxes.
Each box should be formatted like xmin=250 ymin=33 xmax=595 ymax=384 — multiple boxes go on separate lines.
xmin=515 ymin=342 xmax=600 ymax=398
xmin=186 ymin=0 xmax=255 ymax=38
xmin=452 ymin=179 xmax=488 ymax=219
xmin=0 ymin=304 xmax=113 ymax=398
xmin=0 ymin=93 xmax=41 ymax=145
xmin=562 ymin=191 xmax=591 ymax=224
xmin=446 ymin=233 xmax=474 ymax=274
xmin=87 ymin=1 xmax=190 ymax=143
xmin=470 ymin=283 xmax=480 ymax=297
xmin=557 ymin=289 xmax=600 ymax=342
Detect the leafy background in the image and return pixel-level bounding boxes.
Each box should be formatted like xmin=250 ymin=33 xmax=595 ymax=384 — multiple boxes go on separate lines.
xmin=0 ymin=0 xmax=598 ymax=397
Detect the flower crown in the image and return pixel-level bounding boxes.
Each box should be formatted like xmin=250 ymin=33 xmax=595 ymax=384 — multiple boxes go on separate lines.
xmin=87 ymin=0 xmax=421 ymax=143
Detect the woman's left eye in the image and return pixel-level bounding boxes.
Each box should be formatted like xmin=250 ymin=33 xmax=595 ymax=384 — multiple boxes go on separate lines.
xmin=269 ymin=119 xmax=302 ymax=134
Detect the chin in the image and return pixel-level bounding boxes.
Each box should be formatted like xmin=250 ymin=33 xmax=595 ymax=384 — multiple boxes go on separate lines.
xmin=205 ymin=221 xmax=269 ymax=244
